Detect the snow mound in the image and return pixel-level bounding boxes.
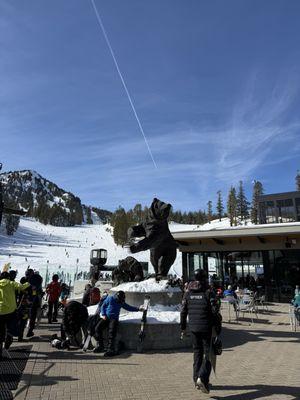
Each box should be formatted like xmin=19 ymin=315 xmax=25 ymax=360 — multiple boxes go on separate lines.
xmin=87 ymin=303 xmax=180 ymax=324
xmin=111 ymin=278 xmax=181 ymax=293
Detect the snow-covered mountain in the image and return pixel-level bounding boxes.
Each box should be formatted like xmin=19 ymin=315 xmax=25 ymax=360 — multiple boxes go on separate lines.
xmin=0 ymin=170 xmax=111 ymax=227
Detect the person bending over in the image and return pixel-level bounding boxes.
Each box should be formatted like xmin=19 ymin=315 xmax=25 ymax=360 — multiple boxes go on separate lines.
xmin=61 ymin=300 xmax=89 ymax=348
xmin=94 ymin=290 xmax=143 ymax=357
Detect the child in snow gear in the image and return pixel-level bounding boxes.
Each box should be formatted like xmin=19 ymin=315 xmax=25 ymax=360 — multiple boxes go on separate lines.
xmin=89 ymin=287 xmax=101 ymax=305
xmin=82 ymin=284 xmax=92 ymax=306
xmin=60 ymin=283 xmax=70 ymax=307
xmin=0 ymin=271 xmax=30 ymax=360
xmin=94 ymin=290 xmax=143 ymax=356
xmin=46 ymin=274 xmax=61 ymax=323
xmin=180 ymin=269 xmax=222 ymax=394
xmin=16 ymin=277 xmax=32 ymax=341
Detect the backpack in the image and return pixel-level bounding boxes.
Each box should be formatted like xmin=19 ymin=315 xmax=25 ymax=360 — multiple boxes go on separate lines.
xmin=89 ymin=287 xmax=101 ymax=305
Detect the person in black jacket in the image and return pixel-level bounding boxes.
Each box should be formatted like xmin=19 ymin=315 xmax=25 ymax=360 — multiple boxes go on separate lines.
xmin=25 ymin=269 xmax=43 ymax=337
xmin=180 ymin=269 xmax=221 ymax=394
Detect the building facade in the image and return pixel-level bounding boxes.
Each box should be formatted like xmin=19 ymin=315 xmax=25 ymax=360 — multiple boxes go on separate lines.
xmin=259 ymin=191 xmax=300 ymax=224
xmin=173 ymin=223 xmax=300 ymax=302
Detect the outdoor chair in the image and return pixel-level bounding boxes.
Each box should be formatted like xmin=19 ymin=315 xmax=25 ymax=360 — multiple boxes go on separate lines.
xmin=289 ymin=305 xmax=300 ymax=332
xmin=221 ymin=296 xmax=238 ymax=322
xmin=237 ymin=295 xmax=259 ymax=323
xmin=255 ymin=294 xmax=268 ymax=312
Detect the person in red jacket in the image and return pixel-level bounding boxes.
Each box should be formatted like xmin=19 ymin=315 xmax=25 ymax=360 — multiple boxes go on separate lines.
xmin=46 ymin=275 xmax=61 ymax=323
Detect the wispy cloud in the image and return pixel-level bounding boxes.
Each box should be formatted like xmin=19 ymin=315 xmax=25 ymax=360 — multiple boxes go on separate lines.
xmin=212 ymin=70 xmax=300 ymax=184
xmin=1 ymin=0 xmax=299 ymax=211
xmin=40 ymin=70 xmax=300 ymax=211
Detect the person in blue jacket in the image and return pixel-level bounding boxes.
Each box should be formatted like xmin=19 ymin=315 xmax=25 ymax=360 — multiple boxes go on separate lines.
xmin=94 ymin=290 xmax=143 ymax=356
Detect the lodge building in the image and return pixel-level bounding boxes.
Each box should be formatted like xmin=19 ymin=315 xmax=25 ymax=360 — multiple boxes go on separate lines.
xmin=173 ymin=180 xmax=300 ymax=302
xmin=259 ymin=191 xmax=300 ymax=224
xmin=173 ymin=221 xmax=300 ymax=302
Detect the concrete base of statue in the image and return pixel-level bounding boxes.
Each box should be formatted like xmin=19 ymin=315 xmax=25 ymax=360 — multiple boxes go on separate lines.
xmin=88 ymin=278 xmax=192 ymax=351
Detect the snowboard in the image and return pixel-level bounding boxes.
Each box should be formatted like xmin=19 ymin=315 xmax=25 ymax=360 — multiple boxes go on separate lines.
xmin=137 ymin=295 xmax=150 ymax=352
xmin=209 ymin=326 xmax=217 ymax=375
xmin=82 ymin=334 xmax=92 ymax=352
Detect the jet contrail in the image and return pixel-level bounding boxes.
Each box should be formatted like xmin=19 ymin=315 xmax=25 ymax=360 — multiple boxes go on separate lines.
xmin=90 ymin=0 xmax=158 ymax=169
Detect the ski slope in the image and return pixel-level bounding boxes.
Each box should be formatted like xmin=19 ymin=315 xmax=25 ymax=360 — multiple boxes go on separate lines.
xmin=0 ymin=217 xmax=241 ymax=283
xmin=0 ymin=218 xmax=184 ymax=281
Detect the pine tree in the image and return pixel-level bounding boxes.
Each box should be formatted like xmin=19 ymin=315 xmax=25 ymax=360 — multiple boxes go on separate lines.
xmin=86 ymin=207 xmax=93 ymax=224
xmin=296 ymin=171 xmax=300 ymax=191
xmin=237 ymin=180 xmax=249 ymax=222
xmin=207 ymin=201 xmax=213 ymax=223
xmin=216 ymin=191 xmax=224 ymax=222
xmin=4 ymin=214 xmax=20 ymax=235
xmin=112 ymin=207 xmax=133 ymax=246
xmin=251 ymin=180 xmax=264 ymax=224
xmin=227 ymin=186 xmax=237 ymax=226
xmin=132 ymin=204 xmax=143 ymax=224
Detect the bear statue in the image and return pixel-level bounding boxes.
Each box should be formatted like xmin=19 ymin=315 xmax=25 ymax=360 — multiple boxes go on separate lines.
xmin=128 ymin=198 xmax=177 ymax=279
xmin=112 ymin=256 xmax=144 ymax=285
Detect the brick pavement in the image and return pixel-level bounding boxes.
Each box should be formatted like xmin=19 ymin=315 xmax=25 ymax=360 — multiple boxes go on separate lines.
xmin=3 ymin=303 xmax=300 ymax=400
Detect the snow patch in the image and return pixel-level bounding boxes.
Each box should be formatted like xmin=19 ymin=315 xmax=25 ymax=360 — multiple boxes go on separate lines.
xmin=87 ymin=303 xmax=181 ymax=324
xmin=112 ymin=278 xmax=181 ymax=293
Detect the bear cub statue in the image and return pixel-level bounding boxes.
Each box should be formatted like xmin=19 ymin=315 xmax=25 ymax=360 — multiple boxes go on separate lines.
xmin=112 ymin=256 xmax=144 ymax=285
xmin=128 ymin=198 xmax=177 ymax=280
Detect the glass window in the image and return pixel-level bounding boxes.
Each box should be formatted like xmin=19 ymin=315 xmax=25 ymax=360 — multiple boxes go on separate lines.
xmin=188 ymin=253 xmax=205 ymax=281
xmin=207 ymin=252 xmax=223 ymax=284
xmin=259 ymin=201 xmax=266 ymax=223
xmin=296 ymin=198 xmax=300 ymax=221
xmin=277 ymin=199 xmax=295 ymax=222
xmin=265 ymin=201 xmax=276 ymax=223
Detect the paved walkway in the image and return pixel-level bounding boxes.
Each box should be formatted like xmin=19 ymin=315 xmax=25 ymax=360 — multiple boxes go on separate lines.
xmin=1 ymin=303 xmax=300 ymax=400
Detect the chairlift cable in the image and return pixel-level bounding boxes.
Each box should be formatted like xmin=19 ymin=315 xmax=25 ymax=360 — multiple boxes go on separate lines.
xmin=89 ymin=0 xmax=158 ymax=169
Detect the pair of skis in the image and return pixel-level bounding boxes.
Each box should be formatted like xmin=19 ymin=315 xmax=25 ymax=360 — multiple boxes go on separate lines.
xmin=137 ymin=295 xmax=150 ymax=352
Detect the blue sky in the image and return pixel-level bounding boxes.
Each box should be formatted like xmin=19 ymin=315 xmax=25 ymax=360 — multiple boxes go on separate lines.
xmin=1 ymin=0 xmax=300 ymax=212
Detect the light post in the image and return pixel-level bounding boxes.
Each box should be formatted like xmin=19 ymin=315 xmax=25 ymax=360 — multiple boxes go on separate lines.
xmin=90 ymin=248 xmax=107 ymax=286
xmin=74 ymin=258 xmax=79 ymax=284
xmin=45 ymin=260 xmax=49 ymax=286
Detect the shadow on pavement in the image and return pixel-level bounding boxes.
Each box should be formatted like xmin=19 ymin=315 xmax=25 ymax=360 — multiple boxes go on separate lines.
xmin=211 ymin=384 xmax=300 ymax=400
xmin=0 ymin=346 xmax=32 ymax=400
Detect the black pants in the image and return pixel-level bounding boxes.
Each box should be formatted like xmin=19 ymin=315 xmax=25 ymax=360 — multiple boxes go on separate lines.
xmin=95 ymin=318 xmax=118 ymax=351
xmin=29 ymin=297 xmax=41 ymax=331
xmin=0 ymin=312 xmax=15 ymax=343
xmin=191 ymin=331 xmax=212 ymax=384
xmin=48 ymin=300 xmax=59 ymax=322
xmin=18 ymin=318 xmax=28 ymax=340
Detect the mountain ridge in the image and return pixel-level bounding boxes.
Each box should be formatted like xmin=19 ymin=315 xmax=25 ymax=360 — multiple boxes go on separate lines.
xmin=0 ymin=169 xmax=112 ymax=227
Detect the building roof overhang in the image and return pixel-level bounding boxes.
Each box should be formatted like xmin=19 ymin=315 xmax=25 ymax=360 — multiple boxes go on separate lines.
xmin=172 ymin=222 xmax=300 ymax=241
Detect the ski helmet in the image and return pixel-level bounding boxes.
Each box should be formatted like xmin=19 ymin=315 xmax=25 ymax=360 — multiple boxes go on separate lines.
xmin=116 ymin=290 xmax=126 ymax=303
